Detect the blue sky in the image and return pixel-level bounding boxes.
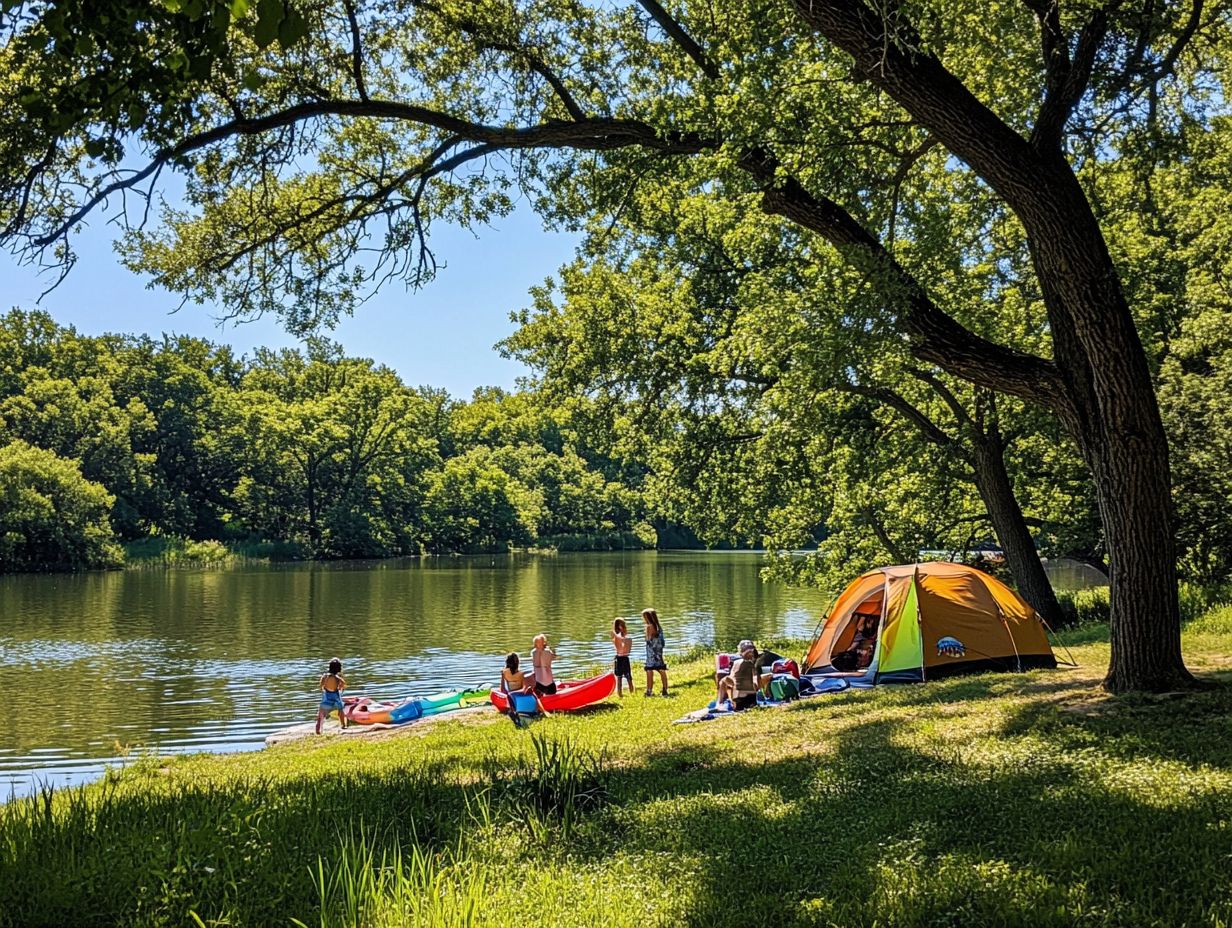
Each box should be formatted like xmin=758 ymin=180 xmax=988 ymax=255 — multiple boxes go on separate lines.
xmin=0 ymin=206 xmax=578 ymax=398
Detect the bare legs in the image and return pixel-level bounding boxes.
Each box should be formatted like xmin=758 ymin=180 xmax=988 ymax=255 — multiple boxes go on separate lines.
xmin=315 ymin=705 xmax=346 ymax=734
xmin=644 ymin=668 xmax=669 ymax=696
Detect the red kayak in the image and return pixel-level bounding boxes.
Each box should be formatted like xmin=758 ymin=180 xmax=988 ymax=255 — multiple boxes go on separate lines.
xmin=490 ymin=672 xmax=616 ymax=713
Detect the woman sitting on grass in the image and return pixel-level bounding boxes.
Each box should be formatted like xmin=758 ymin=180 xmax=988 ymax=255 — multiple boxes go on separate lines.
xmin=717 ymin=642 xmax=761 ymax=711
xmin=500 ymin=652 xmax=534 ymax=724
xmin=715 ymin=640 xmax=784 ymax=701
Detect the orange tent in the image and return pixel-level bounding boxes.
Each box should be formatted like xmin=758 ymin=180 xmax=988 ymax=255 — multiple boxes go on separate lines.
xmin=802 ymin=562 xmax=1057 ymax=683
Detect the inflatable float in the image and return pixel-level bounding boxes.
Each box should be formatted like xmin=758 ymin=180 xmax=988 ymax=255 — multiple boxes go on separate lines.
xmin=345 ymin=687 xmax=490 ymax=726
xmin=489 ymin=672 xmax=616 ymax=714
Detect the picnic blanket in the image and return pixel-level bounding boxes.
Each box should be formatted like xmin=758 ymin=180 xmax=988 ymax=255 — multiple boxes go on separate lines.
xmin=672 ymin=677 xmax=854 ymax=724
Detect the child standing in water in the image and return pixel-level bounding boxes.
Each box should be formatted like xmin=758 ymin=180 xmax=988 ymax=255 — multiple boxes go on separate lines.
xmin=642 ymin=608 xmax=669 ymax=697
xmin=316 ymin=657 xmax=348 ymax=734
xmin=611 ymin=618 xmax=634 ymax=696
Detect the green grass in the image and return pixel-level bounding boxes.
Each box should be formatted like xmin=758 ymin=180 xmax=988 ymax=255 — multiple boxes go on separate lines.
xmin=4 ymin=623 xmax=1232 ymax=927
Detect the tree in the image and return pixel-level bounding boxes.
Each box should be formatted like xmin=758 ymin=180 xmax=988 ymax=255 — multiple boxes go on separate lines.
xmin=422 ymin=447 xmax=542 ymax=553
xmin=2 ymin=0 xmax=1221 ymax=688
xmin=111 ymin=334 xmax=247 ymax=539
xmin=235 ymin=341 xmax=440 ymax=556
xmin=0 ymin=311 xmax=159 ymax=536
xmin=505 ymin=191 xmax=1076 ymax=622
xmin=0 ymin=439 xmax=121 ymax=570
xmin=1155 ymin=113 xmax=1232 ymax=586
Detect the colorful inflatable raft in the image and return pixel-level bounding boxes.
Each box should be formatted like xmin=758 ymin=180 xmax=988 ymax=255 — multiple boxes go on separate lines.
xmin=344 ymin=688 xmax=488 ymax=726
xmin=489 ymin=672 xmax=616 ymax=714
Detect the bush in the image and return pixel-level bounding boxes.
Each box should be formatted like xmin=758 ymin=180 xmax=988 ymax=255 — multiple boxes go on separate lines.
xmin=1056 ymin=587 xmax=1110 ymax=627
xmin=1056 ymin=581 xmax=1231 ymax=628
xmin=490 ymin=735 xmax=609 ymax=837
xmin=0 ymin=441 xmax=121 ymax=571
xmin=537 ymin=529 xmax=656 ymax=551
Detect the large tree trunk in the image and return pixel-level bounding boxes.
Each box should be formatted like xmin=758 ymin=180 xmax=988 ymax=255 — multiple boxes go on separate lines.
xmin=1088 ymin=429 xmax=1189 ymax=690
xmin=1022 ymin=162 xmax=1191 ymax=691
xmin=788 ymin=0 xmax=1193 ymax=691
xmin=968 ymin=434 xmax=1064 ymax=628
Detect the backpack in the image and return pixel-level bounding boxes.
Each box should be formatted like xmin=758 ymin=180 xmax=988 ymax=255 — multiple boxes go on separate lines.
xmin=770 ymin=673 xmax=801 ymax=701
xmin=771 ymin=658 xmax=800 ymax=678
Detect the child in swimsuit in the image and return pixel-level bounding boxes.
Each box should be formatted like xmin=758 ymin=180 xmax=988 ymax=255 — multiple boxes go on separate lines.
xmin=611 ymin=618 xmax=633 ymax=696
xmin=316 ymin=657 xmax=348 ymax=734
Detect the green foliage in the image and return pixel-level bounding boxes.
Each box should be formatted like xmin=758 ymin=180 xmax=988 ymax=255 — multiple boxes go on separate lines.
xmin=1057 ymin=583 xmax=1231 ymax=629
xmin=0 ymin=439 xmax=121 ymax=570
xmin=307 ymin=834 xmax=488 ymax=928
xmin=422 ymin=447 xmax=542 ymax=554
xmin=491 ymin=734 xmax=610 ymax=837
xmin=0 ymin=311 xmax=655 ymax=569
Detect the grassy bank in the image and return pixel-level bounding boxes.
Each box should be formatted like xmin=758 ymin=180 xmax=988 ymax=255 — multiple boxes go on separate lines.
xmin=122 ymin=533 xmax=658 ymax=568
xmin=4 ymin=615 xmax=1232 ymax=927
xmin=123 ymin=536 xmax=310 ymax=568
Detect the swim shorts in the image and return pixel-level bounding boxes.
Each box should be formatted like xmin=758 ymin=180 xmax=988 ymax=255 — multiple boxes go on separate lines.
xmin=614 ymin=655 xmax=632 ymax=679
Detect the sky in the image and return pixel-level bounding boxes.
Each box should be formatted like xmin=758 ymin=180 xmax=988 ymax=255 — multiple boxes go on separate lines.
xmin=0 ymin=205 xmax=579 ymax=398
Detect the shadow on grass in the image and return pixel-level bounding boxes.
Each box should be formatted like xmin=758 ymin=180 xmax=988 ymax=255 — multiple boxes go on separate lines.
xmin=1000 ymin=667 xmax=1232 ymax=769
xmin=576 ymin=712 xmax=1232 ymax=927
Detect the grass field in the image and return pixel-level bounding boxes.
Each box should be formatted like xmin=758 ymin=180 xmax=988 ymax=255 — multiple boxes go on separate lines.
xmin=3 ymin=610 xmax=1232 ymax=927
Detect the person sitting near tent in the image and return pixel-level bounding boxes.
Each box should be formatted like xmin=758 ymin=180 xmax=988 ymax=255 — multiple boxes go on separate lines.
xmin=752 ymin=644 xmax=785 ymax=696
xmin=717 ymin=641 xmax=762 ymax=711
xmin=715 ymin=641 xmax=784 ymax=700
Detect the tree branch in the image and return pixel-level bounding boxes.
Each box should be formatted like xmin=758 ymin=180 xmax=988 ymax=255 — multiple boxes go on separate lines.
xmin=861 ymin=505 xmax=909 ymax=563
xmin=1032 ymin=3 xmax=1117 ymax=151
xmin=408 ymin=0 xmax=588 ymax=121
xmin=740 ymin=149 xmax=1067 ymax=409
xmin=843 ymin=382 xmax=959 ymax=449
xmin=907 ymin=367 xmax=974 ymax=431
xmin=790 ymin=0 xmax=1047 ymax=209
xmin=32 ymin=101 xmax=708 ymax=248
xmin=635 ymin=0 xmax=720 ymax=79
xmin=342 ymin=0 xmax=370 ymax=102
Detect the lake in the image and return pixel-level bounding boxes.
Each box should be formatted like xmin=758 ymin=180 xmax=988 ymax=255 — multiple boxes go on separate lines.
xmin=0 ymin=551 xmax=826 ymax=797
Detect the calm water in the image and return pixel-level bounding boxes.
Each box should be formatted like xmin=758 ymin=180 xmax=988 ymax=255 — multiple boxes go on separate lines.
xmin=0 ymin=551 xmax=825 ymax=797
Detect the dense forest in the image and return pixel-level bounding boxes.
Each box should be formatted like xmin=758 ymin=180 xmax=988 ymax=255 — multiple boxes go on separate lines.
xmin=0 ymin=309 xmax=655 ymax=570
xmin=4 ymin=270 xmax=1229 ymax=608
xmin=3 ymin=0 xmax=1232 ymax=687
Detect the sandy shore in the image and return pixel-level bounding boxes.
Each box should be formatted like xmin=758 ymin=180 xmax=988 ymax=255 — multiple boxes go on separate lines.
xmin=264 ymin=704 xmax=495 ymax=746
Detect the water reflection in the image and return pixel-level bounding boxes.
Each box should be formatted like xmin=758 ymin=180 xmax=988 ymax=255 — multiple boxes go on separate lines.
xmin=0 ymin=552 xmax=824 ymax=797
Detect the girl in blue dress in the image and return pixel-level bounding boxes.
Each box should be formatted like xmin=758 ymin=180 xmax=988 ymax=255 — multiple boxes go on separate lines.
xmin=642 ymin=608 xmax=669 ymax=696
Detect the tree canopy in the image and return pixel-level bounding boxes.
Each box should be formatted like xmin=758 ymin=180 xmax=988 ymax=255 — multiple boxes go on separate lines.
xmin=0 ymin=310 xmax=656 ymax=567
xmin=1 ymin=0 xmax=1227 ymax=689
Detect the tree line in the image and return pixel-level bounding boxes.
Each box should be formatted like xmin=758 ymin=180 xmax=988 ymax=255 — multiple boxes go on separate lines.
xmin=2 ymin=0 xmax=1227 ymax=689
xmin=0 ymin=310 xmax=654 ymax=570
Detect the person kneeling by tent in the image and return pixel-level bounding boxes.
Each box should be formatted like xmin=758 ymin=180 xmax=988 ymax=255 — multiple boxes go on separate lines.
xmin=717 ymin=642 xmax=762 ymax=711
xmin=715 ymin=640 xmax=784 ymax=701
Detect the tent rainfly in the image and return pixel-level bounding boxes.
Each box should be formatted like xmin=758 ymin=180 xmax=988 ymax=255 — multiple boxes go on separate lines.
xmin=802 ymin=562 xmax=1057 ymax=684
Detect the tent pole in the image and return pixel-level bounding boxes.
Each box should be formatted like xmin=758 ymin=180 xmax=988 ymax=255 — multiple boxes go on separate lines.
xmin=801 ymin=594 xmax=837 ymax=671
xmin=1037 ymin=615 xmax=1080 ymax=668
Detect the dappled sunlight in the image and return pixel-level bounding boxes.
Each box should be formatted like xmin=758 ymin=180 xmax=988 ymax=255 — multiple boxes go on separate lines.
xmin=6 ymin=632 xmax=1232 ymax=926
